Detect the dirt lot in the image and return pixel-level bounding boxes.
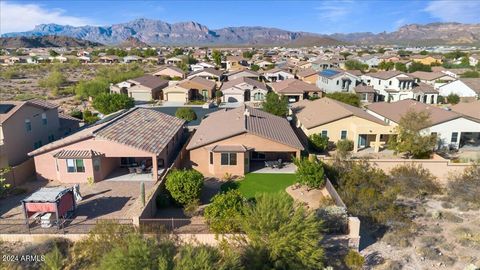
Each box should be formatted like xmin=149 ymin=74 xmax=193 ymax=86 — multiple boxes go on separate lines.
xmin=362 ymin=196 xmax=480 ymax=270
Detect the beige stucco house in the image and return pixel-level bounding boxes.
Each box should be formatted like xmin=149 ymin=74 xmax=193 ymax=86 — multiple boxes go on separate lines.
xmin=163 ymin=77 xmax=216 ymax=103
xmin=110 ymin=75 xmax=168 ymax=102
xmin=153 ymin=66 xmax=186 ymax=79
xmin=29 ymin=108 xmax=185 ymax=183
xmin=187 ymin=105 xmax=304 ymax=177
xmin=291 ymin=98 xmax=395 ymax=152
xmin=0 ymin=99 xmax=81 ymax=169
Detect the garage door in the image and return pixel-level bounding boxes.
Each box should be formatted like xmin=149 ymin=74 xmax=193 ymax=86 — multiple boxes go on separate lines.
xmin=130 ymin=91 xmax=152 ymax=101
xmin=167 ymin=92 xmax=186 ymax=102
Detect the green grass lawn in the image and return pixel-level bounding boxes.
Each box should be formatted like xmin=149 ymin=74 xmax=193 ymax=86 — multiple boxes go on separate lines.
xmin=224 ymin=173 xmax=297 ymax=199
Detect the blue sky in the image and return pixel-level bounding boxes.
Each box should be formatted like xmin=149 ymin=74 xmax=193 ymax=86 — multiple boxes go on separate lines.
xmin=1 ymin=1 xmax=480 ymax=34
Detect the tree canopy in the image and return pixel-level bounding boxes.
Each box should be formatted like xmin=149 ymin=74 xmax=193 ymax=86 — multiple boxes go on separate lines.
xmin=165 ymin=169 xmax=203 ymax=206
xmin=325 ymin=92 xmax=361 ymax=107
xmin=262 ymin=92 xmax=288 ymax=117
xmin=92 ymin=93 xmax=135 ymax=115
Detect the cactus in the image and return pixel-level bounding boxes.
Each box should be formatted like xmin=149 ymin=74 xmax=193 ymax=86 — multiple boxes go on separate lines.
xmin=140 ymin=182 xmax=145 ymax=206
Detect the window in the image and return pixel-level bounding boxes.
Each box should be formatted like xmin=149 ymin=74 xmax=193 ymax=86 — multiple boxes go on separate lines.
xmin=220 ymin=153 xmax=237 ymax=165
xmin=251 ymin=152 xmax=266 ymax=160
xmin=42 ymin=113 xmax=47 ymax=125
xmin=321 ymin=130 xmax=328 ymax=137
xmin=93 ymin=158 xmax=100 ymax=172
xmin=33 ymin=140 xmax=42 ymax=149
xmin=336 ymin=80 xmax=339 ymax=85
xmin=209 ymin=152 xmax=213 ymax=165
xmin=25 ymin=119 xmax=31 ymax=132
xmin=362 ymin=93 xmax=368 ymax=101
xmin=341 ymin=130 xmax=347 ymax=140
xmin=66 ymin=159 xmax=85 ymax=173
xmin=48 ymin=134 xmax=55 ymax=142
xmin=451 ymin=132 xmax=458 ymax=143
xmin=254 ymin=92 xmax=264 ymax=101
xmin=389 ymin=81 xmax=392 ymax=86
xmin=120 ymin=157 xmax=136 ymax=167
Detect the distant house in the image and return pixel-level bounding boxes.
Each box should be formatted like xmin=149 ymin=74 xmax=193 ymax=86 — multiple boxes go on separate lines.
xmin=271 ymin=78 xmax=322 ymax=102
xmin=361 ymin=71 xmax=416 ymax=102
xmin=29 ymin=108 xmax=185 ymax=183
xmin=0 ymin=99 xmax=81 ymax=169
xmin=354 ymin=84 xmax=377 ymax=103
xmin=163 ymin=77 xmax=216 ymax=103
xmin=220 ymin=77 xmax=268 ymax=104
xmin=187 ymin=105 xmax=304 ymax=177
xmin=123 ymin=55 xmax=142 ymax=63
xmin=153 ymin=66 xmax=186 ymax=79
xmin=190 ymin=62 xmax=215 ymax=72
xmin=367 ymin=100 xmax=480 ymax=150
xmin=263 ymin=68 xmax=295 ymax=82
xmin=296 ymin=68 xmax=318 ymax=84
xmin=311 ymin=59 xmax=337 ymax=71
xmin=227 ymin=69 xmax=261 ymax=81
xmin=165 ymin=57 xmax=183 ymax=65
xmin=98 ymin=55 xmax=119 ymax=64
xmin=410 ymin=55 xmax=443 ymax=65
xmin=187 ymin=67 xmax=224 ymax=81
xmin=469 ymin=54 xmax=479 ymax=67
xmin=358 ymin=55 xmax=382 ymax=68
xmin=255 ymin=60 xmax=274 ymax=69
xmin=316 ymin=69 xmax=362 ymax=94
xmin=438 ymin=78 xmax=480 ymax=101
xmin=409 ymin=71 xmax=455 ymax=87
xmin=110 ymin=75 xmax=168 ymax=101
xmin=224 ymin=56 xmax=248 ymax=71
xmin=291 ymin=98 xmax=394 ymax=152
xmin=450 ymin=100 xmax=480 ymax=121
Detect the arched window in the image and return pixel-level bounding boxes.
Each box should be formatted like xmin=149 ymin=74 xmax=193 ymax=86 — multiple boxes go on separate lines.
xmin=254 ymin=92 xmax=264 ymax=101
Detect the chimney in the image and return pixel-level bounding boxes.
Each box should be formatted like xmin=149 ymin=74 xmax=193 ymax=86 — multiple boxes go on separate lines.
xmin=244 ymin=108 xmax=250 ymax=117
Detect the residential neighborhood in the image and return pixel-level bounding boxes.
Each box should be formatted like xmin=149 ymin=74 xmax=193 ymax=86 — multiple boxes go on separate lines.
xmin=1 ymin=1 xmax=480 ymax=270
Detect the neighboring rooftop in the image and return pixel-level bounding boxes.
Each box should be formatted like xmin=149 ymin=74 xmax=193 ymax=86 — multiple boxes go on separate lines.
xmin=187 ymin=105 xmax=304 ymax=150
xmin=0 ymin=99 xmax=58 ymax=124
xmin=291 ymin=97 xmax=387 ymax=129
xmin=220 ymin=77 xmax=267 ymax=91
xmin=450 ymin=100 xmax=480 ymax=121
xmin=129 ymin=75 xmax=168 ymax=89
xmin=271 ymin=78 xmax=321 ymax=94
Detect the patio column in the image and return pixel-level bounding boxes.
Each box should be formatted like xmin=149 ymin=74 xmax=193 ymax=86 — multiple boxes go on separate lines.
xmin=152 ymin=156 xmax=158 ymax=181
xmin=353 ymin=133 xmax=359 ymax=153
xmin=374 ymin=134 xmax=381 ymax=153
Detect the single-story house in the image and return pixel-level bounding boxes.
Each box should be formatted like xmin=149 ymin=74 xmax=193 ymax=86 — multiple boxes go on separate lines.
xmin=296 ymin=68 xmax=318 ymax=85
xmin=29 ymin=108 xmax=185 ymax=183
xmin=263 ymin=68 xmax=295 ymax=82
xmin=110 ymin=75 xmax=169 ymax=101
xmin=409 ymin=71 xmax=455 ymax=86
xmin=153 ymin=66 xmax=186 ymax=79
xmin=438 ymin=78 xmax=480 ymax=101
xmin=187 ymin=105 xmax=304 ymax=177
xmin=187 ymin=67 xmax=225 ymax=81
xmin=220 ymin=77 xmax=268 ymax=104
xmin=367 ymin=99 xmax=480 ymax=150
xmin=450 ymin=100 xmax=480 ymax=122
xmin=271 ymin=78 xmax=323 ymax=102
xmin=227 ymin=69 xmax=261 ymax=81
xmin=291 ymin=98 xmax=394 ymax=152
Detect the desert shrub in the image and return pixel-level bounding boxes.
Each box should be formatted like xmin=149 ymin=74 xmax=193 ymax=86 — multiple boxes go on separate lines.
xmin=0 ymin=167 xmax=11 ymax=197
xmin=82 ymin=110 xmax=99 ymax=124
xmin=336 ymin=139 xmax=354 ymax=158
xmin=326 ymin=92 xmax=361 ymax=107
xmin=293 ymin=156 xmax=326 ymax=188
xmin=241 ymin=193 xmax=324 ymax=270
xmin=174 ymin=244 xmax=242 ymax=270
xmin=175 ymin=107 xmax=197 ymax=122
xmin=389 ymin=163 xmax=441 ymax=198
xmin=92 ymin=93 xmax=134 ymax=115
xmin=183 ymin=199 xmax=200 ymax=217
xmin=41 ymin=245 xmax=64 ymax=270
xmin=69 ymin=110 xmax=83 ymax=120
xmin=344 ymin=250 xmax=364 ymax=270
xmin=74 ymin=78 xmax=110 ymax=99
xmin=447 ymin=164 xmax=480 ymax=209
xmin=165 ymin=169 xmax=203 ymax=206
xmin=308 ymin=134 xmax=329 ymax=152
xmin=382 ymin=225 xmax=416 ymax=248
xmin=439 ymin=211 xmax=463 ymax=223
xmin=39 ymin=70 xmax=66 ymax=91
xmin=316 ymin=205 xmax=348 ymax=234
xmin=204 ymin=190 xmax=245 ymax=233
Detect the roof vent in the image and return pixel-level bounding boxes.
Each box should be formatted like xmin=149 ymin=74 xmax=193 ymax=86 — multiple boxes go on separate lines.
xmin=244 ymin=108 xmax=250 ymax=117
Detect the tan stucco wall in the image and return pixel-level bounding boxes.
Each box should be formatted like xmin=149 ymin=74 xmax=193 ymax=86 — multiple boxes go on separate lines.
xmin=1 ymin=105 xmax=60 ymax=167
xmin=189 ymin=133 xmax=301 ymax=177
xmin=300 ymin=74 xmax=319 ymax=85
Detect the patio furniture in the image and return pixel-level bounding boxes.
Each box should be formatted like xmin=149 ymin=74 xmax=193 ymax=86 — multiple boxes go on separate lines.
xmin=135 ymin=167 xmax=144 ymax=174
xmin=128 ymin=167 xmax=136 ymax=174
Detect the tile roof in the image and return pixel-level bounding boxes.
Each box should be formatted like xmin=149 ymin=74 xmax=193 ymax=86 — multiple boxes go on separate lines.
xmin=409 ymin=71 xmax=450 ymax=81
xmin=220 ymin=77 xmax=267 ymax=91
xmin=29 ymin=108 xmax=185 ymax=156
xmin=189 ymin=67 xmax=224 ymax=77
xmin=297 ymin=68 xmax=317 ymax=78
xmin=365 ymin=70 xmax=405 ymax=80
xmin=129 ymin=75 xmax=168 ymax=89
xmin=154 ymin=65 xmax=185 ymax=74
xmin=0 ymin=99 xmax=58 ymax=124
xmin=179 ymin=76 xmax=216 ymax=90
xmin=459 ymin=78 xmax=480 ymax=94
xmin=272 ymin=78 xmax=321 ymax=94
xmin=412 ymin=82 xmax=438 ymax=94
xmin=367 ymin=99 xmax=461 ymax=126
xmin=227 ymin=69 xmax=260 ymax=77
xmin=450 ymin=100 xmax=480 ymax=121
xmin=187 ymin=105 xmax=304 ymax=150
xmin=291 ymin=97 xmax=387 ymax=129
xmin=209 ymin=145 xmax=248 ymax=152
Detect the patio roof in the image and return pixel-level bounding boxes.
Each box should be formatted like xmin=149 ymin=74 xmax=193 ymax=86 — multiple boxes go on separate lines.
xmin=53 ymin=149 xmax=103 ymax=159
xmin=23 ymin=187 xmax=72 ymax=203
xmin=209 ymin=145 xmax=248 ymax=152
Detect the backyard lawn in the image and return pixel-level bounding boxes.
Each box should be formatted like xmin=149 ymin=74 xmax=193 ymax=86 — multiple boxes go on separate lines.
xmin=225 ymin=173 xmax=297 ymax=199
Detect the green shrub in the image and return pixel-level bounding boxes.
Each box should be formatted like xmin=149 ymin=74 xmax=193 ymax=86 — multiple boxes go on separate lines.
xmin=446 ymin=93 xmax=460 ymax=105
xmin=389 ymin=163 xmax=441 ymax=198
xmin=448 ymin=164 xmax=480 ymax=209
xmin=325 ymin=92 xmax=361 ymax=107
xmin=316 ymin=206 xmax=348 ymax=234
xmin=344 ymin=250 xmax=364 ymax=270
xmin=165 ymin=169 xmax=203 ymax=206
xmin=336 ymin=139 xmax=353 ymax=158
xmin=204 ymin=190 xmax=245 ymax=233
xmin=39 ymin=70 xmax=66 ymax=91
xmin=293 ymin=156 xmax=326 ymax=189
xmin=175 ymin=107 xmax=197 ymax=122
xmin=308 ymin=134 xmax=329 ymax=152
xmin=41 ymin=245 xmax=64 ymax=270
xmin=92 ymin=93 xmax=134 ymax=115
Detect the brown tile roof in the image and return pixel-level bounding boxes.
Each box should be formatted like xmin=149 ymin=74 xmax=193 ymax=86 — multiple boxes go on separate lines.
xmin=189 ymin=67 xmax=224 ymax=77
xmin=450 ymin=100 xmax=480 ymax=121
xmin=291 ymin=97 xmax=387 ymax=129
xmin=187 ymin=105 xmax=304 ymax=150
xmin=367 ymin=100 xmax=461 ymax=126
xmin=179 ymin=76 xmax=216 ymax=90
xmin=129 ymin=75 xmax=168 ymax=89
xmin=30 ymin=108 xmax=185 ymax=156
xmin=409 ymin=71 xmax=449 ymax=81
xmin=366 ymin=70 xmax=405 ymax=80
xmin=412 ymin=82 xmax=438 ymax=94
xmin=297 ymin=68 xmax=317 ymax=78
xmin=227 ymin=69 xmax=260 ymax=77
xmin=220 ymin=77 xmax=267 ymax=91
xmin=154 ymin=65 xmax=185 ymax=75
xmin=272 ymin=78 xmax=321 ymax=94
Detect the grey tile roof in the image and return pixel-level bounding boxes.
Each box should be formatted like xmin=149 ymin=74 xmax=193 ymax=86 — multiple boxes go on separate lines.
xmin=95 ymin=108 xmax=185 ymax=155
xmin=187 ymin=105 xmax=304 ymax=150
xmin=129 ymin=75 xmax=168 ymax=89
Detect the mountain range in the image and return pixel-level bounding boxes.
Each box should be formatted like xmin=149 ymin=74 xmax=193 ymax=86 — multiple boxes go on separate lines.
xmin=2 ymin=19 xmax=480 ymax=47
